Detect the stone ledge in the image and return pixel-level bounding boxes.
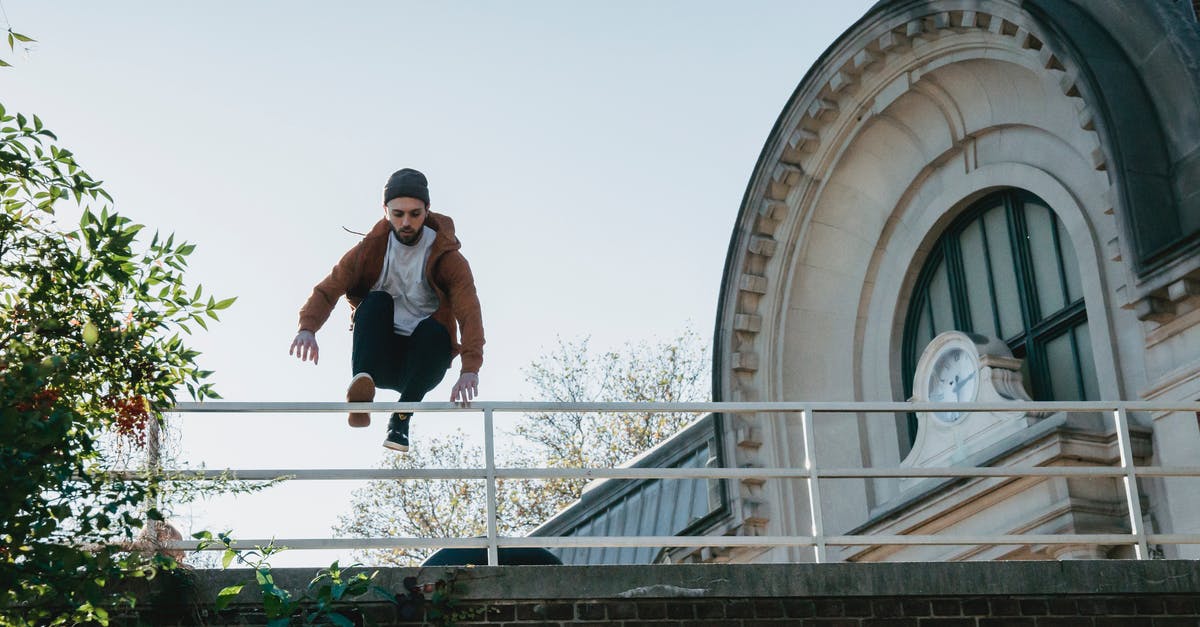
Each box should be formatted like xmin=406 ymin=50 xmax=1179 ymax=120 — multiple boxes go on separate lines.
xmin=190 ymin=560 xmax=1200 ymax=602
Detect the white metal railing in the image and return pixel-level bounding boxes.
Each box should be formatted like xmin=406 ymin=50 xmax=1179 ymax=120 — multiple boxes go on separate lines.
xmin=139 ymin=400 xmax=1200 ymax=565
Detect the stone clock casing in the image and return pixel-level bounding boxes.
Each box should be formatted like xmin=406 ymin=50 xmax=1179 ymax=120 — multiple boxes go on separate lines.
xmin=901 ymin=331 xmax=1037 ymax=478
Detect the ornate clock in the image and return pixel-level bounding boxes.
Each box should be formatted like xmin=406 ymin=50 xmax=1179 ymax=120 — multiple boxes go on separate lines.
xmin=923 ymin=338 xmax=981 ymax=423
xmin=903 ymin=330 xmax=1037 ymax=473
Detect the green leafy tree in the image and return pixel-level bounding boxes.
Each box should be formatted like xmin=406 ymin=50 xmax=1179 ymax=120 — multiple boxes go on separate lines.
xmin=337 ymin=328 xmax=709 ymax=565
xmin=0 ymin=55 xmax=232 ymax=625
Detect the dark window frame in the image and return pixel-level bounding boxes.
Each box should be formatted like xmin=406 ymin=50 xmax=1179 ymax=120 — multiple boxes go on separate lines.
xmin=901 ymin=189 xmax=1094 ymax=437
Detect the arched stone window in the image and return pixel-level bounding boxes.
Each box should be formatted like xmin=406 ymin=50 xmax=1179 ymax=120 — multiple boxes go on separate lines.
xmin=902 ymin=190 xmax=1100 ymax=413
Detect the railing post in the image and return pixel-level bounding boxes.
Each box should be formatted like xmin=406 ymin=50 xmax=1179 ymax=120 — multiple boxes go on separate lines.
xmin=145 ymin=412 xmax=164 ymax=543
xmin=1113 ymin=405 xmax=1150 ymax=559
xmin=483 ymin=407 xmax=500 ymax=566
xmin=799 ymin=406 xmax=826 ymax=563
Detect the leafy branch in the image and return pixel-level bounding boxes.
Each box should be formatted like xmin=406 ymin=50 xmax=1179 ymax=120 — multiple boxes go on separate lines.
xmin=194 ymin=531 xmax=377 ymax=627
xmin=0 ymin=28 xmax=34 ymax=68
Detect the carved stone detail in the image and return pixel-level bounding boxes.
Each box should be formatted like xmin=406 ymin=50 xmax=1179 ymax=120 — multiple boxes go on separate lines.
xmin=747 ymin=236 xmax=778 ymax=258
xmin=731 ymin=351 xmax=759 ymax=372
xmin=1129 ymin=272 xmax=1200 ymax=325
xmin=739 ymin=274 xmax=768 ymax=294
xmin=1134 ymin=296 xmax=1175 ymax=323
xmin=787 ymin=127 xmax=819 ymax=153
xmin=733 ymin=313 xmax=763 ymax=333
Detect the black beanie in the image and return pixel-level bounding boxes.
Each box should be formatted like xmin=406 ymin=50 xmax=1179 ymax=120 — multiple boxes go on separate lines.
xmin=383 ymin=168 xmax=430 ymax=206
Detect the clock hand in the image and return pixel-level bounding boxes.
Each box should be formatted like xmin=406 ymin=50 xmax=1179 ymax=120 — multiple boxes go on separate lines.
xmin=953 ymin=370 xmax=977 ymax=394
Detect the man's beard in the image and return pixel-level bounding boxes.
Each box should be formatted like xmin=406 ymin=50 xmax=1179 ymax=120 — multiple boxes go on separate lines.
xmin=393 ymin=227 xmax=421 ymax=245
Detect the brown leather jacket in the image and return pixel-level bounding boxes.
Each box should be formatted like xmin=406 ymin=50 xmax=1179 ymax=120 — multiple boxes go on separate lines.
xmin=297 ymin=211 xmax=484 ymax=373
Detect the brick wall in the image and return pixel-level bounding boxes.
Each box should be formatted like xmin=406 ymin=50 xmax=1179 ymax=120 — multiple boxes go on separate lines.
xmin=354 ymin=594 xmax=1199 ymax=626
xmin=161 ymin=593 xmax=1200 ymax=625
xmin=128 ymin=561 xmax=1200 ymax=626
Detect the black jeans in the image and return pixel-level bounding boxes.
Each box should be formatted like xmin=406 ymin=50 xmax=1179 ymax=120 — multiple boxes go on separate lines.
xmin=352 ymin=291 xmax=452 ymax=403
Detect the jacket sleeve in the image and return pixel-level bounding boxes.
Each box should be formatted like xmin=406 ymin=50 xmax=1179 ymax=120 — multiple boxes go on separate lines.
xmin=298 ymin=243 xmax=362 ymax=333
xmin=442 ymin=251 xmax=485 ymax=373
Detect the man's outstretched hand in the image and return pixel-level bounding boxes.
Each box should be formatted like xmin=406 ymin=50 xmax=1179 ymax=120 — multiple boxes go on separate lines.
xmin=289 ymin=330 xmax=320 ymax=364
xmin=451 ymin=372 xmax=479 ymax=404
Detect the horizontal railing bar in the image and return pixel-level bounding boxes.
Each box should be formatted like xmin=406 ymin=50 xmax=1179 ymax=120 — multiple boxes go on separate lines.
xmin=1120 ymin=467 xmax=1200 ymax=477
xmin=182 ymin=537 xmax=490 ymax=551
xmin=168 ymin=401 xmax=1200 ymax=414
xmin=110 ymin=465 xmax=1173 ymax=482
xmin=1143 ymin=534 xmax=1200 ymax=545
xmin=172 ymin=533 xmax=1200 ymax=551
xmin=816 ymin=467 xmax=1129 ymax=478
xmin=825 ymin=534 xmax=1162 ymax=546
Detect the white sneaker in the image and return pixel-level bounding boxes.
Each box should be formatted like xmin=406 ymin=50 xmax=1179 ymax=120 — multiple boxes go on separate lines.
xmin=346 ymin=372 xmax=375 ymax=428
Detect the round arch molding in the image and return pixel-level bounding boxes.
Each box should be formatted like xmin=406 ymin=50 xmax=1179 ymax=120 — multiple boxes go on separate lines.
xmin=715 ymin=0 xmax=1123 ymax=404
xmin=710 ymin=0 xmax=1138 ymax=536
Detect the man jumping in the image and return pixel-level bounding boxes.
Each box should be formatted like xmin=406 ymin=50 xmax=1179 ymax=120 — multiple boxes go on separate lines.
xmin=289 ymin=168 xmax=484 ymax=452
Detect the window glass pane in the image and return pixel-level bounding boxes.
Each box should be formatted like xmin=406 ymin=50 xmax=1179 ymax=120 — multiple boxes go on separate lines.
xmin=641 ymin=481 xmax=662 ymax=535
xmin=1057 ymin=221 xmax=1084 ymax=303
xmin=704 ymin=440 xmax=721 ymax=514
xmin=576 ymin=520 xmax=595 ymax=564
xmin=1074 ymin=323 xmax=1099 ymax=401
xmin=912 ymin=300 xmax=934 ymax=370
xmin=688 ymin=450 xmax=710 ymax=523
xmin=590 ymin=515 xmax=609 ymax=564
xmin=983 ymin=206 xmax=1023 ymax=339
xmin=1044 ymin=332 xmax=1082 ymax=400
xmin=684 ymin=478 xmax=705 ymax=527
xmin=635 ymin=481 xmax=662 ymax=563
xmin=959 ymin=220 xmax=997 ymax=337
xmin=928 ymin=259 xmax=954 ymax=335
xmin=672 ymin=474 xmax=697 ymax=532
xmin=1010 ymin=342 xmax=1038 ymax=401
xmin=657 ymin=473 xmax=680 ymax=536
xmin=599 ymin=512 xmax=619 ymax=564
xmin=618 ymin=491 xmax=642 ymax=563
xmin=1020 ymin=357 xmax=1036 ymax=401
xmin=1024 ymin=201 xmax=1066 ymax=317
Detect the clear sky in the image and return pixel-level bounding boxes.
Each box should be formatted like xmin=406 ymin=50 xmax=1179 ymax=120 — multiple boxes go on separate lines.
xmin=1 ymin=1 xmax=875 ymax=566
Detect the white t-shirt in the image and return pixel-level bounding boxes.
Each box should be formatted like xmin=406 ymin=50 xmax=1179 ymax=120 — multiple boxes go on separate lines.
xmin=370 ymin=226 xmax=441 ymax=335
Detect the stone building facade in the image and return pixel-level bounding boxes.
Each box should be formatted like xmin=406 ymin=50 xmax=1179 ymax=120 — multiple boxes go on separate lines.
xmin=536 ymin=0 xmax=1200 ymax=565
xmin=708 ymin=0 xmax=1200 ymax=562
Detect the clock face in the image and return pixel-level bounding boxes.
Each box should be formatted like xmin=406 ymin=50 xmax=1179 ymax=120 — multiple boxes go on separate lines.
xmin=927 ymin=346 xmax=979 ymax=423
